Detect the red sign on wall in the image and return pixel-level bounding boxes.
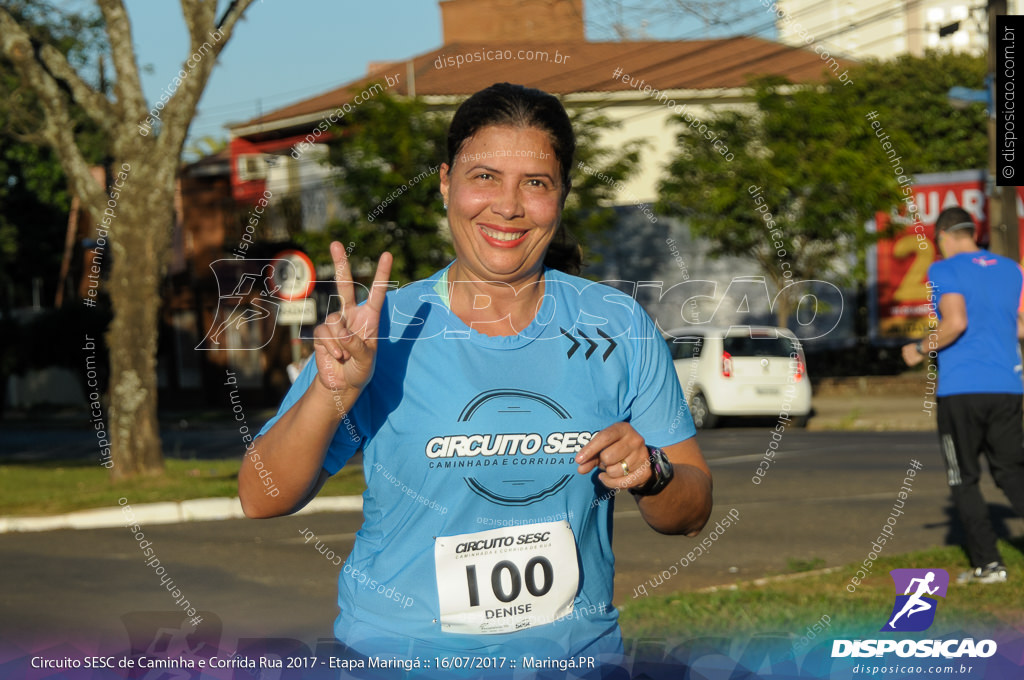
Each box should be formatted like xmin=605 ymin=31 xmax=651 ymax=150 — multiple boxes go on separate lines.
xmin=873 ymin=170 xmax=1024 ymax=339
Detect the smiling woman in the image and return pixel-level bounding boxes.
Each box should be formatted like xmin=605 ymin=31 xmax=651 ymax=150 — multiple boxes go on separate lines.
xmin=441 ymin=122 xmax=564 ymax=334
xmin=239 ymin=82 xmax=713 ymax=675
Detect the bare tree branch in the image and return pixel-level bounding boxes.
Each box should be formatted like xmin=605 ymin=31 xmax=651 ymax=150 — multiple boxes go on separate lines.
xmin=0 ymin=8 xmax=106 ymax=213
xmin=587 ymin=0 xmax=739 ymax=40
xmin=95 ymin=0 xmax=146 ymax=122
xmin=179 ymin=0 xmax=209 ymax=51
xmin=37 ymin=42 xmax=115 ymax=123
xmin=215 ymin=0 xmax=252 ymax=39
xmin=7 ymin=127 xmax=49 ymax=147
xmin=153 ymin=0 xmax=255 ymax=159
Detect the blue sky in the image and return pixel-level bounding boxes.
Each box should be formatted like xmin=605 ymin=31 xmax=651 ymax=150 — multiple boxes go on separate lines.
xmin=114 ymin=0 xmax=775 ymax=149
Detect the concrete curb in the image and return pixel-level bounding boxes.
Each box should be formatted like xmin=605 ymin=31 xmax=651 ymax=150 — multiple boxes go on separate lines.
xmin=0 ymin=495 xmax=363 ymax=534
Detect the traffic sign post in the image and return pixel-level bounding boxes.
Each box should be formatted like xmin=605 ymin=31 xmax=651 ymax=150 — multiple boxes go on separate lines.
xmin=271 ymin=250 xmax=317 ymax=364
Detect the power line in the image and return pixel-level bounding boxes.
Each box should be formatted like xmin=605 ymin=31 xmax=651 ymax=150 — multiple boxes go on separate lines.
xmin=580 ymin=0 xmax=930 ymax=123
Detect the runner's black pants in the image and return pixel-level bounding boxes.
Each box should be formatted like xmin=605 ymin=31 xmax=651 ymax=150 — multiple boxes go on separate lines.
xmin=936 ymin=393 xmax=1024 ymax=567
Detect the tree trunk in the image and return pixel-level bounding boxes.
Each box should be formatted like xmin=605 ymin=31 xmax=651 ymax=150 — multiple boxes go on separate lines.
xmin=0 ymin=0 xmax=258 ymax=479
xmin=104 ymin=165 xmax=173 ymax=478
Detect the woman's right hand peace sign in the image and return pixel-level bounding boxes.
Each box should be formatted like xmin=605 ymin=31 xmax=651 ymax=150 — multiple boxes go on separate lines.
xmin=312 ymin=241 xmax=393 ymax=401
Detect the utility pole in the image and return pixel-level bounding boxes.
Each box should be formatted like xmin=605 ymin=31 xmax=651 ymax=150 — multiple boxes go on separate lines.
xmin=988 ymin=0 xmax=1020 ymax=260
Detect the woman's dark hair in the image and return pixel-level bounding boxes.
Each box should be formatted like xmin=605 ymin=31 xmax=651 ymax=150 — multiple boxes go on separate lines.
xmin=446 ymin=82 xmax=582 ymax=274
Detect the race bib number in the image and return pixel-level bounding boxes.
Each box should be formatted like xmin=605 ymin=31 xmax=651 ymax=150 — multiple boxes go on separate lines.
xmin=434 ymin=521 xmax=579 ymax=635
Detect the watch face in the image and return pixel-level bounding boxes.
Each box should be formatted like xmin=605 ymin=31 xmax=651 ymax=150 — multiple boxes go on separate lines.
xmin=657 ymin=450 xmax=674 ymax=479
xmin=652 ymin=454 xmax=670 ymax=484
xmin=632 ymin=447 xmax=673 ymax=496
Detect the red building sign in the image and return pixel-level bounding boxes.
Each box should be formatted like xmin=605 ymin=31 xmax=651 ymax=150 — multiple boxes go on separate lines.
xmin=872 ymin=170 xmax=1024 ymax=339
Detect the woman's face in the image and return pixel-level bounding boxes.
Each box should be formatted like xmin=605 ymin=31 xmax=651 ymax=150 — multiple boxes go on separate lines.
xmin=440 ymin=125 xmax=564 ymax=283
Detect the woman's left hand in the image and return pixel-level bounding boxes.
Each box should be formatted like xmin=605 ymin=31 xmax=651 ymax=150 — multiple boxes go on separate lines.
xmin=575 ymin=422 xmax=652 ymax=490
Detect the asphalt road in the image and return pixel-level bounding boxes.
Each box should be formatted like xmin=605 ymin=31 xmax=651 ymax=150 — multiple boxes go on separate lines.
xmin=3 ymin=430 xmax=1022 ymax=655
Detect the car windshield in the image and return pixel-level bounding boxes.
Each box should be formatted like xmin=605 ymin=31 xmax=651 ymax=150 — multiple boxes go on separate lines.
xmin=722 ymin=335 xmax=798 ymax=357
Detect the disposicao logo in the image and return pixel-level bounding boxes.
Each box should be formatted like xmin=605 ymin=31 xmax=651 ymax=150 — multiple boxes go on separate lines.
xmin=832 ymin=568 xmax=997 ymax=659
xmin=882 ymin=568 xmax=947 ymax=632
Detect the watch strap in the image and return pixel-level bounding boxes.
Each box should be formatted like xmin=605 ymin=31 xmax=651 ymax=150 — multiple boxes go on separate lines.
xmin=630 ymin=446 xmax=674 ymax=497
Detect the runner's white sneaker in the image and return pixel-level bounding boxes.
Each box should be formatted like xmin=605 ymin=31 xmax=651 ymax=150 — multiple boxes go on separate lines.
xmin=957 ymin=562 xmax=1007 ymax=584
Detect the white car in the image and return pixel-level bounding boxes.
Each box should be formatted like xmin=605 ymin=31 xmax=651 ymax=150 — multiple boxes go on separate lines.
xmin=664 ymin=326 xmax=812 ymax=429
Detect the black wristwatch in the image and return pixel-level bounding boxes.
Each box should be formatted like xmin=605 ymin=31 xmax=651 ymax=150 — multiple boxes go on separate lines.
xmin=630 ymin=446 xmax=675 ymax=497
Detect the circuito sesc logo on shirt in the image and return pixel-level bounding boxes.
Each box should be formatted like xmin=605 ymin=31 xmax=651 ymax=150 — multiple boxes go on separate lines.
xmin=424 ymin=389 xmax=596 ymax=507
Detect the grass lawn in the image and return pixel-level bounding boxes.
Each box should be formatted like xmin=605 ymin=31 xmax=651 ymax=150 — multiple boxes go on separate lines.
xmin=5 ymin=457 xmax=1023 ymax=646
xmin=0 ymin=459 xmax=367 ymax=516
xmin=618 ymin=541 xmax=1024 ymax=641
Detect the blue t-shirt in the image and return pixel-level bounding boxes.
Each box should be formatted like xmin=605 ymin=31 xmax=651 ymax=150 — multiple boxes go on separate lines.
xmin=928 ymin=249 xmax=1024 ymax=396
xmin=258 ymin=266 xmax=695 ymax=665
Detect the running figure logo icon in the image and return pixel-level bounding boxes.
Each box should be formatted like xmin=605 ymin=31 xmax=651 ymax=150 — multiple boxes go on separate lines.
xmin=202 ymin=263 xmax=282 ymax=348
xmin=881 ymin=568 xmax=949 ymax=632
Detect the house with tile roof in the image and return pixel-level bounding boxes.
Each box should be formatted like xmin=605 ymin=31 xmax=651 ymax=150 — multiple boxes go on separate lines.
xmin=193 ymin=0 xmax=857 ymax=396
xmin=226 ymin=0 xmax=851 ymax=240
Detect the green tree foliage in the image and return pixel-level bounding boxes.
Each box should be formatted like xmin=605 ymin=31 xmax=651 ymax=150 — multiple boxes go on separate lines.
xmin=0 ymin=144 xmax=70 ymax=308
xmin=841 ymin=51 xmax=987 ymax=174
xmin=0 ymin=1 xmax=110 ymax=412
xmin=307 ymin=91 xmax=644 ymax=284
xmin=0 ymin=0 xmax=106 ymax=309
xmin=183 ymin=134 xmax=229 ymax=163
xmin=657 ymin=53 xmax=987 ymax=327
xmin=659 ymin=75 xmax=900 ymax=325
xmin=563 ymin=108 xmax=646 ymax=272
xmin=304 ymin=90 xmax=450 ymax=283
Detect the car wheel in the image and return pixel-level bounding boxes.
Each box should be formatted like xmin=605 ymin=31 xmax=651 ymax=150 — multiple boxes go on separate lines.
xmin=690 ymin=392 xmax=718 ymax=429
xmin=791 ymin=413 xmax=809 ymax=428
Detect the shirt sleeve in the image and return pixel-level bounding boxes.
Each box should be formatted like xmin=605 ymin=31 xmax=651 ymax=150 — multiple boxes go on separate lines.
xmin=625 ymin=307 xmax=696 ymax=447
xmin=927 ymin=260 xmax=960 ymax=301
xmin=254 ymin=356 xmax=363 ymax=475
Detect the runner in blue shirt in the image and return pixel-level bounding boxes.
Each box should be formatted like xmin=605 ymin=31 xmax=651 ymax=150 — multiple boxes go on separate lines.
xmin=903 ymin=205 xmax=1024 ymax=584
xmin=240 ymin=83 xmax=713 ymax=674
